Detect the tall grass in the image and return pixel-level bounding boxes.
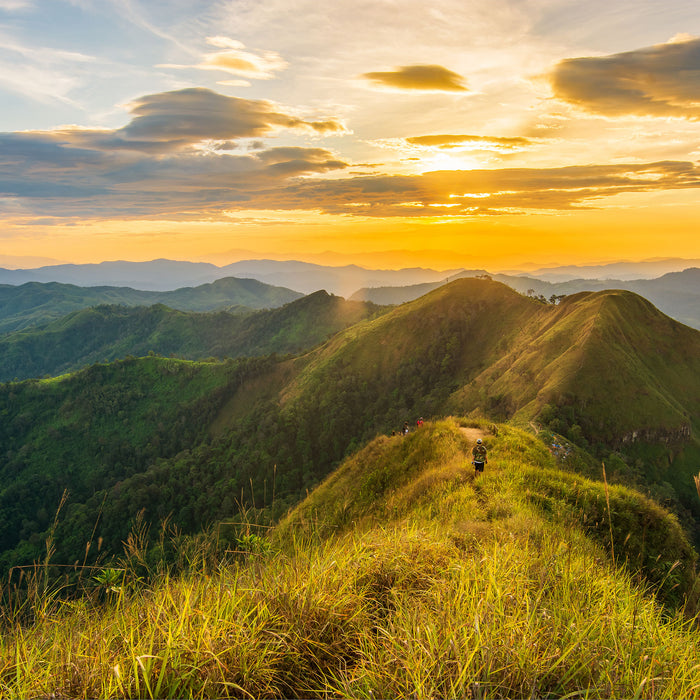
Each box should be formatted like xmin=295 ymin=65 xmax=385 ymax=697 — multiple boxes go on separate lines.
xmin=0 ymin=419 xmax=699 ymax=698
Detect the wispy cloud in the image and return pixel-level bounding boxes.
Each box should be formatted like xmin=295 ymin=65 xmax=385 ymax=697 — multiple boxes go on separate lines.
xmin=0 ymin=0 xmax=32 ymax=10
xmin=199 ymin=36 xmax=288 ymax=79
xmin=362 ymin=64 xmax=468 ymax=92
xmin=159 ymin=36 xmax=288 ymax=82
xmin=549 ymin=36 xmax=700 ymax=119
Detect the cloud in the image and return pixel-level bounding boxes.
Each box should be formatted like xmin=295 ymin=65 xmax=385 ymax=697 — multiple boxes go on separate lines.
xmin=40 ymin=88 xmax=345 ymax=154
xmin=0 ymin=130 xmax=349 ymax=217
xmin=158 ymin=36 xmax=288 ymax=81
xmin=199 ymin=36 xmax=288 ymax=79
xmin=226 ymin=161 xmax=700 ymax=217
xmin=0 ymin=0 xmax=32 ymax=9
xmin=362 ymin=64 xmax=468 ymax=92
xmin=549 ymin=36 xmax=700 ymax=119
xmin=405 ymin=134 xmax=532 ymax=150
xmin=3 ymin=80 xmax=699 ymax=221
xmin=2 ymin=143 xmax=699 ymax=219
xmin=0 ymin=86 xmax=350 ymax=217
xmin=118 ymin=88 xmax=344 ymax=147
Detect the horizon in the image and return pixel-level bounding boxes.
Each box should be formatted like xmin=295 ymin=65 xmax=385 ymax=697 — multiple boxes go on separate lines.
xmin=1 ymin=252 xmax=700 ymax=276
xmin=1 ymin=2 xmax=700 ymax=267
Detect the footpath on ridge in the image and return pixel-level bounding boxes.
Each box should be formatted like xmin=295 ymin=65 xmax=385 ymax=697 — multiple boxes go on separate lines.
xmin=459 ymin=426 xmax=486 ymax=443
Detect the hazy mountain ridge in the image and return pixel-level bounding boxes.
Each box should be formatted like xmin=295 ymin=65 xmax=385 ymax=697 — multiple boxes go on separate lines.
xmin=2 ymin=257 xmax=697 ymax=330
xmin=0 ymin=291 xmax=381 ymax=382
xmin=3 ymin=255 xmax=696 ymax=293
xmin=0 ymin=277 xmax=302 ymax=335
xmin=351 ymin=267 xmax=700 ymax=330
xmin=515 ymin=258 xmax=700 ymax=281
xmin=0 ymin=259 xmax=462 ymax=295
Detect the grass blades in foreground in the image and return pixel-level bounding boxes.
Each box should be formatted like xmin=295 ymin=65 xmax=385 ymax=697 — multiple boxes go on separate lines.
xmin=0 ymin=420 xmax=699 ymax=698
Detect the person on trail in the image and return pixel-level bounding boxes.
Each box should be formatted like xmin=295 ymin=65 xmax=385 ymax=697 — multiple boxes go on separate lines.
xmin=416 ymin=417 xmax=424 ymax=428
xmin=402 ymin=421 xmax=410 ymax=435
xmin=472 ymin=438 xmax=487 ymax=476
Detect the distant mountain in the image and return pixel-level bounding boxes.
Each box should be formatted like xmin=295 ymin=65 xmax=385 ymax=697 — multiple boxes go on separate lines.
xmin=512 ymin=258 xmax=700 ymax=282
xmin=218 ymin=260 xmax=465 ymax=297
xmin=0 ymin=277 xmax=303 ymax=334
xmin=0 ymin=259 xmax=222 ymax=291
xmin=0 ymin=291 xmax=380 ymax=382
xmin=0 ymin=258 xmax=463 ymax=296
xmin=351 ymin=268 xmax=700 ymax=330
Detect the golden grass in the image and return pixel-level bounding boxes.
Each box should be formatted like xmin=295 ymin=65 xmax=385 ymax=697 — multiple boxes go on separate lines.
xmin=1 ymin=419 xmax=699 ymax=698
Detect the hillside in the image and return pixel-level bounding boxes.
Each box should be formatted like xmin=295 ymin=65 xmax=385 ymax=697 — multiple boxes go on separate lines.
xmin=0 ymin=277 xmax=698 ymax=574
xmin=288 ymin=280 xmax=700 ymax=446
xmin=2 ymin=419 xmax=700 ymax=698
xmin=351 ymin=268 xmax=700 ymax=330
xmin=0 ymin=277 xmax=302 ymax=334
xmin=0 ymin=291 xmax=380 ymax=381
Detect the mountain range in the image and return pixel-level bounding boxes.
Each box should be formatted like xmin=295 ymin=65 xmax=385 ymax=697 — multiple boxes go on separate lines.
xmin=1 ymin=257 xmax=698 ymax=331
xmin=0 ymin=258 xmax=462 ymax=295
xmin=0 ymin=277 xmax=303 ymax=334
xmin=0 ymin=291 xmax=380 ymax=382
xmin=351 ymin=267 xmax=700 ymax=330
xmin=0 ymin=277 xmax=697 ymax=575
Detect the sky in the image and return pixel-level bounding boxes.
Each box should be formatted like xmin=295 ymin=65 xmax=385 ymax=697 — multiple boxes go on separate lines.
xmin=1 ymin=0 xmax=700 ymax=271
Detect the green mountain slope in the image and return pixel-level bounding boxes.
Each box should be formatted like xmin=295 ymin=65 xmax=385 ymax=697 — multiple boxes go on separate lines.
xmin=351 ymin=267 xmax=700 ymax=330
xmin=0 ymin=354 xmax=283 ymax=569
xmin=2 ymin=419 xmax=700 ymax=699
xmin=0 ymin=277 xmax=302 ymax=334
xmin=0 ymin=277 xmax=698 ymax=575
xmin=0 ymin=291 xmax=380 ymax=381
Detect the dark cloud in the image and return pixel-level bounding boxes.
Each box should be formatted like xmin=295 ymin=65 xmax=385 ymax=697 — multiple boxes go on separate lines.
xmin=0 ymin=130 xmax=348 ymax=217
xmin=228 ymin=161 xmax=700 ymax=217
xmin=3 ymin=93 xmax=699 ymax=220
xmin=118 ymin=88 xmax=345 ymax=149
xmin=31 ymin=88 xmax=345 ymax=156
xmin=549 ymin=37 xmax=700 ymax=118
xmin=362 ymin=65 xmax=468 ymax=92
xmin=405 ymin=134 xmax=532 ymax=149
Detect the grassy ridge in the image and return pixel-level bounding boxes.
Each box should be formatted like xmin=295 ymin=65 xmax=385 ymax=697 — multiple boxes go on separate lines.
xmin=1 ymin=420 xmax=699 ymax=698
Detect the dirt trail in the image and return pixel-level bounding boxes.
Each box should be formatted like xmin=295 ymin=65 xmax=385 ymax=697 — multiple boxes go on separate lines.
xmin=459 ymin=427 xmax=486 ymax=443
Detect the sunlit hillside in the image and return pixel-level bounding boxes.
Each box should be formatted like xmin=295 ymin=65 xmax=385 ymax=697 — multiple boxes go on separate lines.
xmin=1 ymin=420 xmax=699 ymax=698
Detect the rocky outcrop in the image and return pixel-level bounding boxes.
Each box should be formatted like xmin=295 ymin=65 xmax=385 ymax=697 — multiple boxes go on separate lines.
xmin=619 ymin=423 xmax=692 ymax=445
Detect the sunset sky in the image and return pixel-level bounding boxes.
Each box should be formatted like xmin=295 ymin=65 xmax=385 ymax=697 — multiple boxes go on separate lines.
xmin=1 ymin=0 xmax=700 ymax=271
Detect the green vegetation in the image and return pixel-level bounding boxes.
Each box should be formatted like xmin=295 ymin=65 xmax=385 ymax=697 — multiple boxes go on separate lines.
xmin=0 ymin=290 xmax=380 ymax=381
xmin=1 ymin=420 xmax=699 ymax=698
xmin=0 ymin=277 xmax=302 ymax=334
xmin=1 ymin=277 xmax=698 ymax=580
xmin=0 ymin=354 xmax=278 ymax=571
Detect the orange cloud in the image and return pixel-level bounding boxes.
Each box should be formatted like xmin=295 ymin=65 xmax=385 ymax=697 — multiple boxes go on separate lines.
xmin=549 ymin=36 xmax=700 ymax=118
xmin=362 ymin=64 xmax=468 ymax=92
xmin=405 ymin=134 xmax=531 ymax=150
xmin=198 ymin=36 xmax=288 ymax=80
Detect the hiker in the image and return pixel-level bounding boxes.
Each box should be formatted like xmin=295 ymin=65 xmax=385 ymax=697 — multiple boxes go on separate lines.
xmin=416 ymin=417 xmax=424 ymax=428
xmin=472 ymin=438 xmax=487 ymax=476
xmin=402 ymin=422 xmax=410 ymax=435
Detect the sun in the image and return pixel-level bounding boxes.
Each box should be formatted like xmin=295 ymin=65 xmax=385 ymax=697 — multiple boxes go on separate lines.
xmin=419 ymin=150 xmax=482 ymax=172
